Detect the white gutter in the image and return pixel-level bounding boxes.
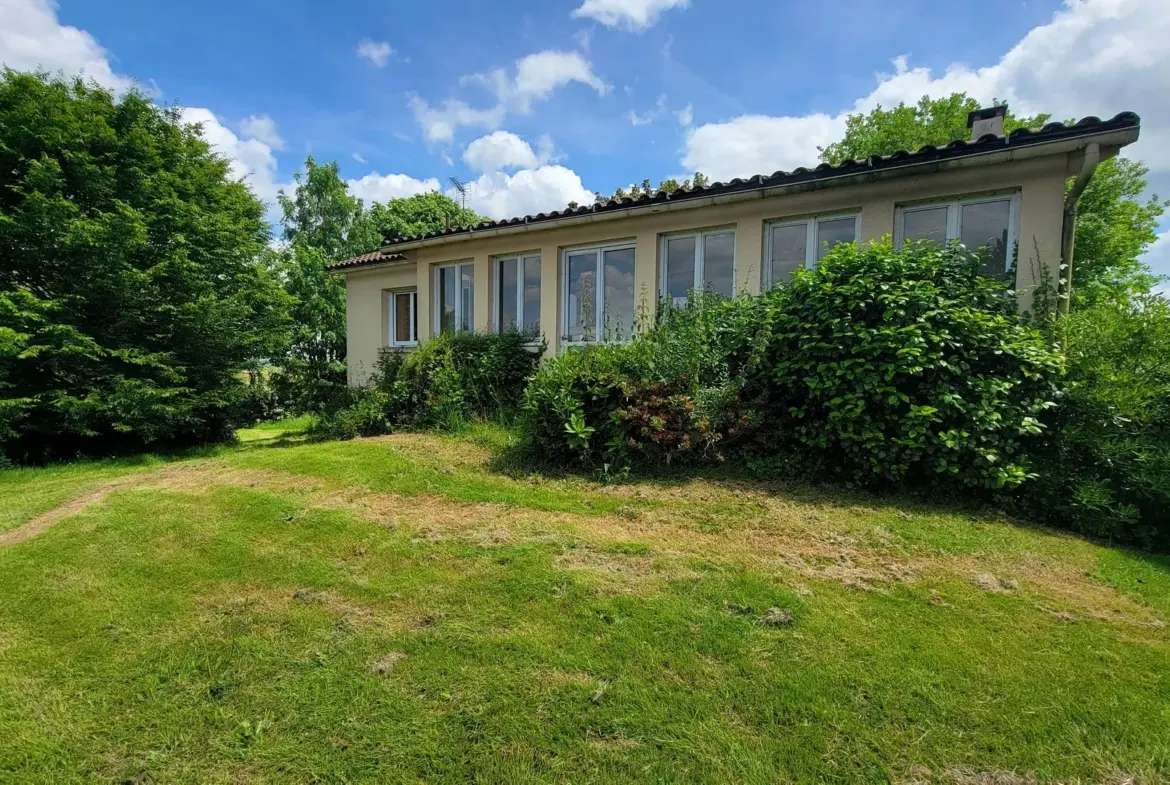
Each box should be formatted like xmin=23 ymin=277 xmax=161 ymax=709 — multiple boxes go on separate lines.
xmin=359 ymin=126 xmax=1137 ymax=258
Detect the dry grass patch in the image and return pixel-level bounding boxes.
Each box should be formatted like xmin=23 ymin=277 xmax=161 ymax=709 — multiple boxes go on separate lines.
xmin=6 ymin=447 xmax=1167 ymax=637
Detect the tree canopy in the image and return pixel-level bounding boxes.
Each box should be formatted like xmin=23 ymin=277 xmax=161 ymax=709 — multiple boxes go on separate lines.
xmin=271 ymin=163 xmax=485 ymax=412
xmin=819 ymin=93 xmax=1166 ymax=300
xmin=0 ymin=71 xmax=291 ymax=463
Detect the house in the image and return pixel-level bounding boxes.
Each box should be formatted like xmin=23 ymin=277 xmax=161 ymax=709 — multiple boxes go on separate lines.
xmin=330 ymin=108 xmax=1140 ymax=386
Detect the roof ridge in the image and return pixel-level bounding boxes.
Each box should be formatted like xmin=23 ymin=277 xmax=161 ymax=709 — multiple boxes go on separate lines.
xmin=340 ymin=111 xmax=1139 ymax=261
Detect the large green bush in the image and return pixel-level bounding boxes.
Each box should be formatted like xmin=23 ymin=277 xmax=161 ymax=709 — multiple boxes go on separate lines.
xmin=756 ymin=241 xmax=1062 ymax=489
xmin=0 ymin=73 xmax=290 ymax=463
xmin=1026 ymin=292 xmax=1170 ymax=547
xmin=521 ymin=293 xmax=763 ymax=472
xmin=311 ymin=331 xmax=541 ymax=440
xmin=522 ymin=242 xmax=1063 ymax=491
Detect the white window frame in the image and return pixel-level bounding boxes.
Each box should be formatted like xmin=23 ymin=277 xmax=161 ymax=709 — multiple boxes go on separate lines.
xmin=763 ymin=212 xmax=860 ymax=286
xmin=492 ymin=253 xmax=541 ymax=336
xmin=560 ymin=240 xmax=637 ymax=345
xmin=433 ymin=261 xmax=475 ymax=335
xmin=659 ymin=226 xmax=737 ymax=305
xmin=894 ymin=191 xmax=1021 ymax=271
xmin=385 ymin=289 xmax=418 ymax=347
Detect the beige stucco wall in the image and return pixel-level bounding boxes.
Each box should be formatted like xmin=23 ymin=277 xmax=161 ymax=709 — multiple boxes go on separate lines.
xmin=343 ymin=154 xmax=1073 ymax=386
xmin=344 ymin=264 xmax=417 ymax=386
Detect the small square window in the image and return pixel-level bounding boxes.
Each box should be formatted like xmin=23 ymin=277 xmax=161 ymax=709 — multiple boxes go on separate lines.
xmin=895 ymin=193 xmax=1019 ymax=275
xmin=764 ymin=213 xmax=858 ymax=287
xmin=660 ymin=228 xmax=736 ymax=305
xmin=563 ymin=242 xmax=636 ymax=343
xmin=387 ymin=289 xmax=417 ymax=346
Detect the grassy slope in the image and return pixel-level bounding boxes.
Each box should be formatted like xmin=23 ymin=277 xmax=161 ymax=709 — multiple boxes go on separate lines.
xmin=0 ymin=423 xmax=1168 ymax=784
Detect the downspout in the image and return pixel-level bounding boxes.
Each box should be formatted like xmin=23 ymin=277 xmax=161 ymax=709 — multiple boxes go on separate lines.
xmin=1057 ymin=142 xmax=1100 ymax=315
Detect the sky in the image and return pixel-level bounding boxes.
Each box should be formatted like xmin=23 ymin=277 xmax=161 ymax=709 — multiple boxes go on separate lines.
xmin=2 ymin=0 xmax=1168 ymax=278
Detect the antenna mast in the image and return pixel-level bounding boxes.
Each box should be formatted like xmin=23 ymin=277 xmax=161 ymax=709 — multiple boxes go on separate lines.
xmin=448 ymin=176 xmax=468 ymax=211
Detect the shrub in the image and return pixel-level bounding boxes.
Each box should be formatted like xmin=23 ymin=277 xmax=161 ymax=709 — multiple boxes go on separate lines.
xmin=755 ymin=241 xmax=1062 ymax=489
xmin=521 ymin=293 xmax=763 ymax=471
xmin=311 ymin=330 xmax=541 ymax=440
xmin=521 ymin=242 xmax=1063 ymax=491
xmin=1026 ymin=292 xmax=1170 ymax=547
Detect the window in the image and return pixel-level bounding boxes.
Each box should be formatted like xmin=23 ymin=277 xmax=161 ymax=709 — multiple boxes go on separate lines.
xmin=661 ymin=228 xmax=736 ymax=305
xmin=495 ymin=254 xmax=541 ymax=334
xmin=435 ymin=261 xmax=474 ymax=334
xmin=764 ymin=213 xmax=859 ymax=286
xmin=386 ymin=289 xmax=418 ymax=347
xmin=895 ymin=193 xmax=1019 ymax=276
xmin=562 ymin=242 xmax=636 ymax=343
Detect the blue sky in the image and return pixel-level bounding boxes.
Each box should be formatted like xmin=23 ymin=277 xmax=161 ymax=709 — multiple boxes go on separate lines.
xmin=3 ymin=0 xmax=1169 ymax=277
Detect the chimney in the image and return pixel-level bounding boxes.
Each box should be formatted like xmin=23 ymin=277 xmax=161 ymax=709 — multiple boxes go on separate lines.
xmin=967 ymin=105 xmax=1007 ymax=141
xmin=444 ymin=214 xmax=452 ymax=232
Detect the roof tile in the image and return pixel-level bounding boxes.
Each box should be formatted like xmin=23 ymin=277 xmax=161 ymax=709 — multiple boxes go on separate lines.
xmin=342 ymin=112 xmax=1138 ymax=256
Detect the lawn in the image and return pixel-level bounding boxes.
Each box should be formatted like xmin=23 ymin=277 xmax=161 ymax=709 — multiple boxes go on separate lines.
xmin=1 ymin=422 xmax=1168 ymax=784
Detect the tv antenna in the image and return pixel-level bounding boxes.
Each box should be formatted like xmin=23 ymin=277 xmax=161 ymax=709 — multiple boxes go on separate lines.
xmin=448 ymin=176 xmax=468 ymax=210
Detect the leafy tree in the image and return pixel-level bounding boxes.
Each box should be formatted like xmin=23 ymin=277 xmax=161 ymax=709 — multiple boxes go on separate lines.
xmin=0 ymin=71 xmax=291 ymax=463
xmin=366 ymin=191 xmax=483 ymax=240
xmin=272 ymin=158 xmax=369 ymax=413
xmin=819 ymin=93 xmax=1166 ymax=300
xmin=274 ymin=168 xmax=483 ymax=412
xmin=819 ymin=95 xmax=1045 ymax=164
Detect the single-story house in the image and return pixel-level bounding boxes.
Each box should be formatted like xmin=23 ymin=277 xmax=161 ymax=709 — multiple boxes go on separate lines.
xmin=330 ymin=107 xmax=1140 ymax=386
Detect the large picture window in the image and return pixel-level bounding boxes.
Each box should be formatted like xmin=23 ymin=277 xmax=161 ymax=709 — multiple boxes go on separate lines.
xmin=435 ymin=261 xmax=474 ymax=335
xmin=764 ymin=213 xmax=859 ymax=286
xmin=386 ymin=289 xmax=417 ymax=347
xmin=495 ymin=254 xmax=541 ymax=333
xmin=661 ymin=228 xmax=736 ymax=305
xmin=562 ymin=242 xmax=636 ymax=343
xmin=895 ymin=193 xmax=1019 ymax=276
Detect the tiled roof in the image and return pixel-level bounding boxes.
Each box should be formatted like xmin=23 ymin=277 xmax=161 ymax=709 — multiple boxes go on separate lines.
xmin=327 ymin=248 xmax=408 ymax=271
xmin=349 ymin=111 xmax=1140 ymax=258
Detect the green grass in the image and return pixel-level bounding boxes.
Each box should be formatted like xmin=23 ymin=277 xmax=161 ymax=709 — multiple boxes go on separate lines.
xmin=1 ymin=427 xmax=1168 ymax=783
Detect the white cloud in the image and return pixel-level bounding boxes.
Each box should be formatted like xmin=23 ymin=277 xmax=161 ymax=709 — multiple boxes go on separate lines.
xmin=571 ymin=0 xmax=690 ymax=31
xmin=239 ymin=114 xmax=285 ymax=150
xmin=352 ymin=152 xmax=367 ymax=164
xmin=676 ymin=102 xmax=693 ymax=127
xmin=573 ymin=28 xmax=593 ymax=53
xmin=469 ymin=50 xmax=609 ymax=114
xmin=0 ymin=0 xmax=135 ymax=91
xmin=683 ymin=112 xmax=845 ymax=181
xmin=407 ymin=95 xmax=506 ymax=144
xmin=179 ymin=107 xmax=287 ymax=204
xmin=463 ymin=131 xmax=557 ymax=172
xmin=455 ymin=165 xmax=594 ymax=220
xmin=628 ymin=94 xmax=668 ymax=126
xmin=1146 ymin=230 xmax=1170 ymax=285
xmin=356 ymin=39 xmax=393 ymax=67
xmin=346 ymin=171 xmax=441 ymax=203
xmin=412 ymin=50 xmax=609 ymax=145
xmin=682 ymin=0 xmax=1170 ymax=187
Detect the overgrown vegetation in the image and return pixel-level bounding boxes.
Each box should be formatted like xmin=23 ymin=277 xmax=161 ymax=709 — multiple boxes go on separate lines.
xmin=0 ymin=72 xmax=290 ymax=464
xmin=310 ymin=331 xmax=542 ymax=440
xmin=524 ymin=242 xmax=1062 ymax=490
xmin=1027 ymin=291 xmax=1170 ymax=547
